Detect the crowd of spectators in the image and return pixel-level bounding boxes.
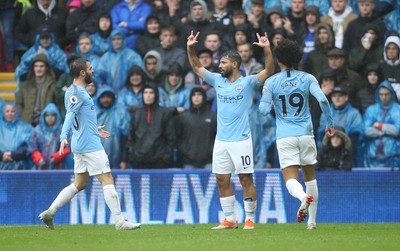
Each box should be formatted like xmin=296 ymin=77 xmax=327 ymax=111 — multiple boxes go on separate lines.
xmin=1 ymin=0 xmax=399 ymax=170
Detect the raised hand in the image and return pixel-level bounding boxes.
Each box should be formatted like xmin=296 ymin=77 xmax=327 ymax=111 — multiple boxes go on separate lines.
xmin=325 ymin=127 xmax=335 ymax=138
xmin=253 ymin=32 xmax=270 ymax=48
xmin=187 ymin=31 xmax=199 ymax=47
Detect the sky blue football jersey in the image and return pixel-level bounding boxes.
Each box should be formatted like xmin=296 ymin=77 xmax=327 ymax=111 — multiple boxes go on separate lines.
xmin=261 ymin=70 xmax=333 ymax=140
xmin=204 ymin=70 xmax=260 ymax=141
xmin=60 ymin=84 xmax=103 ymax=153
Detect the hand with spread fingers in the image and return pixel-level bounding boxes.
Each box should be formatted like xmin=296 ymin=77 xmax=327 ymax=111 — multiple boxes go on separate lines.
xmin=253 ymin=32 xmax=270 ymax=48
xmin=187 ymin=30 xmax=199 ymax=48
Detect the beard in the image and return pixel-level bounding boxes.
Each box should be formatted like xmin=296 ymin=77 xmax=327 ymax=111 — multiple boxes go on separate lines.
xmin=220 ymin=67 xmax=232 ymax=78
xmin=84 ymin=72 xmax=93 ymax=85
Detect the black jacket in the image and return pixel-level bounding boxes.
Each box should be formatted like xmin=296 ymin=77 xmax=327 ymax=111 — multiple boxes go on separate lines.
xmin=176 ymin=88 xmax=216 ymax=168
xmin=14 ymin=6 xmax=67 ymax=47
xmin=124 ymin=87 xmax=176 ymax=168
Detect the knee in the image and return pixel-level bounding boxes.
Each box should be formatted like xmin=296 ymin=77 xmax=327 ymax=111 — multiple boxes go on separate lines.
xmin=239 ymin=175 xmax=254 ymax=189
xmin=74 ymin=183 xmax=87 ymax=191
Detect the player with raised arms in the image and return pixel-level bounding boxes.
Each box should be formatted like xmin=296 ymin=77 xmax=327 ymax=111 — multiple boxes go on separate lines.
xmin=187 ymin=30 xmax=274 ymax=229
xmin=39 ymin=58 xmax=141 ymax=231
xmin=259 ymin=39 xmax=335 ymax=230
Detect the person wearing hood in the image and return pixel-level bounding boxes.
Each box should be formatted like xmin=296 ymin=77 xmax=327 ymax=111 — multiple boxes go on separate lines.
xmin=97 ymin=30 xmax=143 ymax=95
xmin=143 ymin=50 xmax=164 ymax=87
xmin=0 ymin=102 xmax=33 ymax=170
xmin=316 ymin=126 xmax=353 ymax=171
xmin=320 ymin=0 xmax=358 ymax=48
xmin=118 ymin=65 xmax=145 ymax=114
xmin=29 ymin=103 xmax=70 ymax=170
xmin=302 ymin=23 xmax=335 ymax=78
xmin=14 ymin=0 xmax=66 ymax=48
xmin=356 ymin=63 xmax=384 ymax=115
xmin=363 ymin=80 xmax=400 ymax=167
xmin=185 ymin=49 xmax=217 ymax=107
xmin=175 ymin=87 xmax=216 ymax=169
xmin=95 ymin=87 xmax=130 ymax=169
xmin=15 ymin=25 xmax=69 ymax=84
xmin=110 ymin=0 xmax=152 ymax=50
xmin=123 ymin=84 xmax=176 ymax=169
xmin=348 ymin=23 xmax=384 ymax=76
xmin=90 ymin=13 xmax=113 ymax=57
xmin=380 ymin=35 xmax=400 ymax=101
xmin=16 ymin=54 xmax=56 ymax=126
xmin=135 ymin=15 xmax=162 ymax=58
xmin=65 ymin=0 xmax=102 ymax=49
xmin=181 ymin=0 xmax=215 ymax=51
xmin=158 ymin=62 xmax=190 ymax=113
xmin=318 ymin=86 xmax=363 ymax=166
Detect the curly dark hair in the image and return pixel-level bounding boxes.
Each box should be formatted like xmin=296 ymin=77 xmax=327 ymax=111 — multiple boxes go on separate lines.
xmin=273 ymin=39 xmax=303 ymax=69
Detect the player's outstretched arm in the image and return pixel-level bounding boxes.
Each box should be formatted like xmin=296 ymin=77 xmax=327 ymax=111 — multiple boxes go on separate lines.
xmin=187 ymin=31 xmax=205 ymax=80
xmin=253 ymin=32 xmax=274 ymax=84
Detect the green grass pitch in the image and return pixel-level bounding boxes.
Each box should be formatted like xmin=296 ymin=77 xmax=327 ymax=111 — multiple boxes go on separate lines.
xmin=1 ymin=223 xmax=399 ymax=251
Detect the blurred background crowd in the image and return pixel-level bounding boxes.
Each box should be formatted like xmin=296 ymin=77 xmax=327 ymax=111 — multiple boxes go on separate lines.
xmin=0 ymin=0 xmax=399 ymax=171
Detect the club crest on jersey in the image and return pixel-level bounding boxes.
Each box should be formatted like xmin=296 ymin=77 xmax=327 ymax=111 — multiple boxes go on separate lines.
xmin=235 ymin=85 xmax=243 ymax=93
xmin=70 ymin=96 xmax=78 ymax=104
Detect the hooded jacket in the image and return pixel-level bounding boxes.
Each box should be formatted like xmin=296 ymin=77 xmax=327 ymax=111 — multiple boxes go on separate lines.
xmin=117 ymin=65 xmax=145 ymax=113
xmin=380 ymin=35 xmax=400 ymax=101
xmin=143 ymin=50 xmax=163 ymax=87
xmin=95 ymin=86 xmax=130 ymax=168
xmin=356 ymin=63 xmax=384 ymax=115
xmin=158 ymin=63 xmax=190 ymax=110
xmin=317 ymin=129 xmax=353 ymax=171
xmin=363 ymin=81 xmax=400 ymax=167
xmin=28 ymin=103 xmax=70 ymax=169
xmin=90 ymin=13 xmax=113 ymax=56
xmin=0 ymin=102 xmax=33 ymax=170
xmin=16 ymin=54 xmax=56 ymax=125
xmin=135 ymin=15 xmax=161 ymax=58
xmin=97 ymin=30 xmax=144 ymax=95
xmin=175 ymin=87 xmax=216 ymax=167
xmin=15 ymin=32 xmax=68 ymax=83
xmin=124 ymin=85 xmax=176 ymax=168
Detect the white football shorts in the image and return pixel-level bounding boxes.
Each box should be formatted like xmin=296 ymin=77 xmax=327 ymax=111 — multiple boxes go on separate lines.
xmin=74 ymin=150 xmax=111 ymax=176
xmin=276 ymin=135 xmax=317 ymax=168
xmin=212 ymin=136 xmax=254 ymax=174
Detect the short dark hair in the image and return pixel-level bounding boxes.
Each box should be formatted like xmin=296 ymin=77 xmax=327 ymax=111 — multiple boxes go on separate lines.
xmin=221 ymin=50 xmax=242 ymax=67
xmin=274 ymin=39 xmax=303 ymax=69
xmin=70 ymin=58 xmax=89 ymax=78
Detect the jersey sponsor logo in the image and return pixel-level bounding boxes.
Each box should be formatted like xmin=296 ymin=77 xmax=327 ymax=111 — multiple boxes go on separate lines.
xmin=217 ymin=94 xmax=243 ymax=103
xmin=70 ymin=95 xmax=78 ymax=104
xmin=235 ymin=85 xmax=243 ymax=93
